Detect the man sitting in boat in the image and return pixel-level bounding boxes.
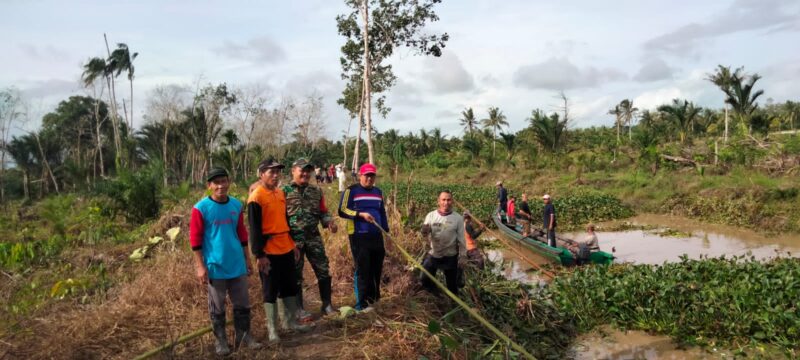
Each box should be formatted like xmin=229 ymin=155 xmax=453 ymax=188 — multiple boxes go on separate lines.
xmin=574 ymin=224 xmax=600 ymax=265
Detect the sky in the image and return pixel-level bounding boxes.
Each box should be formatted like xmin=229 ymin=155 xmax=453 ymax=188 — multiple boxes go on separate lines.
xmin=2 ymin=0 xmax=799 ymax=139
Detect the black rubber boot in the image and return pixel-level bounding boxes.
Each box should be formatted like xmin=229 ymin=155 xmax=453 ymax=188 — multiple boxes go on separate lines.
xmin=233 ymin=308 xmax=261 ymax=350
xmin=319 ymin=278 xmax=335 ymax=315
xmin=210 ymin=313 xmax=230 ymax=356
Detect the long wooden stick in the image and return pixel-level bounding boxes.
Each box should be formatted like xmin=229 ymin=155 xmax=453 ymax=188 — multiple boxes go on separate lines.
xmin=369 ymin=219 xmax=537 ymax=360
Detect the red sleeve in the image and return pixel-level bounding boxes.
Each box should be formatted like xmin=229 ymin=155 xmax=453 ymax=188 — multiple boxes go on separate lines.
xmin=319 ymin=195 xmax=328 ymax=213
xmin=190 ymin=208 xmax=204 ymax=250
xmin=237 ymin=211 xmax=248 ymax=246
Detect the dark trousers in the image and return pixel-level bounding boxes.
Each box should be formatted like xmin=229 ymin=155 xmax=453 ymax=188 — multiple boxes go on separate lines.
xmin=420 ymin=254 xmax=459 ymax=295
xmin=547 ymin=229 xmax=556 ymax=247
xmin=350 ymin=237 xmax=385 ymax=310
xmin=258 ymin=251 xmax=297 ymax=303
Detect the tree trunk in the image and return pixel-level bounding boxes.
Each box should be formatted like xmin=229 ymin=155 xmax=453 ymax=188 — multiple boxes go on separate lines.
xmin=361 ymin=0 xmax=374 ymax=165
xmin=22 ymin=171 xmax=29 ymax=200
xmin=104 ymin=33 xmax=124 ymax=168
xmin=130 ymin=77 xmax=134 ymax=130
xmin=343 ymin=117 xmax=353 ymax=172
xmin=724 ymin=106 xmax=729 ymax=143
xmin=163 ymin=124 xmax=169 ymax=187
xmin=353 ymin=118 xmax=362 ymax=171
xmin=34 ymin=133 xmax=59 ymax=194
xmin=0 ymin=151 xmax=5 ymax=203
xmin=94 ymin=102 xmax=105 ymax=177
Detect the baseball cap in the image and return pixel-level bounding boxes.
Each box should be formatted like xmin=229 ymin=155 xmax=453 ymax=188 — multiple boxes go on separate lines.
xmin=359 ymin=163 xmax=377 ymax=175
xmin=543 ymin=194 xmax=551 ymax=199
xmin=496 ymin=180 xmax=503 ymax=186
xmin=206 ymin=167 xmax=229 ymax=182
xmin=258 ymin=158 xmax=285 ymax=172
xmin=292 ymin=158 xmax=314 ymax=170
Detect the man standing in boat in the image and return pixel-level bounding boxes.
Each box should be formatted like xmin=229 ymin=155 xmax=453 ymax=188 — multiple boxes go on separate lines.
xmin=506 ymin=195 xmax=516 ymax=227
xmin=516 ymin=193 xmax=532 ymax=237
xmin=496 ymin=181 xmax=507 ymax=219
xmin=543 ymin=194 xmax=557 ymax=247
xmin=420 ymin=190 xmax=467 ymax=295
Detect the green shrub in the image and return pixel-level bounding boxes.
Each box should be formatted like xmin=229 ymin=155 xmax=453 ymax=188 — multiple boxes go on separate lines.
xmin=96 ymin=164 xmax=162 ymax=224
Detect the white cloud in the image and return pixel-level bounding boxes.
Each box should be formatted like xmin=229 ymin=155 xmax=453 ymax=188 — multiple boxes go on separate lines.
xmin=634 ymin=87 xmax=684 ymax=111
xmin=422 ymin=52 xmax=474 ymax=93
xmin=212 ymin=36 xmax=287 ymax=64
xmin=512 ymin=57 xmax=626 ymax=91
xmin=634 ymin=59 xmax=674 ymax=82
xmin=644 ymin=0 xmax=800 ymax=56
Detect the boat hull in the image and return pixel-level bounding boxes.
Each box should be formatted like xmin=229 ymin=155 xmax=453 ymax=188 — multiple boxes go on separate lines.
xmin=491 ymin=211 xmax=613 ymax=266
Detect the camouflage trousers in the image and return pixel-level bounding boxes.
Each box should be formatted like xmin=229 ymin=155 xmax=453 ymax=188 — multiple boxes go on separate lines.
xmin=294 ymin=232 xmax=331 ymax=288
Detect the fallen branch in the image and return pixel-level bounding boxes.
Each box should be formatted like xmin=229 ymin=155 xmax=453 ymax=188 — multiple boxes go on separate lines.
xmin=660 ymin=154 xmax=698 ymax=167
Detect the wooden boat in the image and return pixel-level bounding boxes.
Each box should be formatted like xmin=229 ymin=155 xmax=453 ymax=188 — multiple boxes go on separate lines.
xmin=492 ymin=211 xmax=614 ymax=266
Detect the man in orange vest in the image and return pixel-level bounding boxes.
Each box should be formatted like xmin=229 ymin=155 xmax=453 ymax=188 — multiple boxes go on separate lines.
xmin=463 ymin=211 xmax=486 ymax=269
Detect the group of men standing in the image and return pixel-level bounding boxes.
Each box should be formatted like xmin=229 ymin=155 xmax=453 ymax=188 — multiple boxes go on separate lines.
xmin=190 ymin=159 xmax=400 ymax=355
xmin=190 ymin=159 xmax=489 ymax=355
xmin=496 ymin=181 xmax=558 ymax=247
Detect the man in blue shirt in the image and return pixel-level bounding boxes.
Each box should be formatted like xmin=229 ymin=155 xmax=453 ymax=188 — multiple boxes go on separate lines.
xmin=338 ymin=163 xmax=393 ymax=311
xmin=190 ymin=167 xmax=261 ymax=354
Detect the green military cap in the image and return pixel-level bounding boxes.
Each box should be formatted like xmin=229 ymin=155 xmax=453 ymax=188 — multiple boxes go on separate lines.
xmin=292 ymin=158 xmax=314 ymax=170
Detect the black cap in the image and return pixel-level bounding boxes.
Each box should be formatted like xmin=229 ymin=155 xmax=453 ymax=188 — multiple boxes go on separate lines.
xmin=292 ymin=158 xmax=314 ymax=169
xmin=258 ymin=157 xmax=285 ymax=172
xmin=206 ymin=167 xmax=229 ymax=182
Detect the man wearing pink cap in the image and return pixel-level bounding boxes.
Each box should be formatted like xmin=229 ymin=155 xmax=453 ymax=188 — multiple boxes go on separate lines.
xmin=338 ymin=163 xmax=392 ymax=311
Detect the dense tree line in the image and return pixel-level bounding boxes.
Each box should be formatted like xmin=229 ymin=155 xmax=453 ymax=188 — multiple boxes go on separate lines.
xmin=1 ymin=64 xmax=798 ymax=203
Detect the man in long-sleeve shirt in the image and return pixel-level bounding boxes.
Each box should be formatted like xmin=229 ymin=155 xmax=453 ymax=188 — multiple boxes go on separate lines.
xmin=283 ymin=158 xmax=338 ymax=319
xmin=420 ymin=190 xmax=466 ymax=295
xmin=338 ymin=163 xmax=391 ymax=311
xmin=190 ymin=167 xmax=260 ymax=354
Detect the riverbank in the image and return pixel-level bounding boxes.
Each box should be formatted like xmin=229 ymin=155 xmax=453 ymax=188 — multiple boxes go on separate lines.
xmin=411 ymin=165 xmax=800 ymax=234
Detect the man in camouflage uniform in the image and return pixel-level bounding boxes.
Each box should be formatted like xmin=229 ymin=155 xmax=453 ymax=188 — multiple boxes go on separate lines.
xmin=283 ymin=158 xmax=338 ymax=320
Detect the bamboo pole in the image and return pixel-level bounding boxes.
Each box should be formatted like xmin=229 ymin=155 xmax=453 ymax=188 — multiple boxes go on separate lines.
xmin=133 ymin=319 xmax=232 ymax=360
xmin=367 ymin=219 xmax=537 ymax=360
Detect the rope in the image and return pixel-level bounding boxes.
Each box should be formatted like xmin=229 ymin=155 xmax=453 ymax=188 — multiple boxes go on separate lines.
xmin=453 ymin=199 xmax=557 ymax=279
xmin=368 ymin=219 xmax=537 ymax=360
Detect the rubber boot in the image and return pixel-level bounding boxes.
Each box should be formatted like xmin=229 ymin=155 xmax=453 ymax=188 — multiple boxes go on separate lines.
xmin=210 ymin=313 xmax=231 ymax=356
xmin=280 ymin=296 xmax=312 ymax=333
xmin=233 ymin=308 xmax=262 ymax=350
xmin=295 ymin=288 xmax=313 ymax=323
xmin=319 ymin=278 xmax=336 ymax=315
xmin=262 ymin=303 xmax=280 ymax=345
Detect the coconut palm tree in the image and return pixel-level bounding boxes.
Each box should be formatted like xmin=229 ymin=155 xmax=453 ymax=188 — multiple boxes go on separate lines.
xmin=498 ymin=132 xmax=517 ymax=160
xmin=658 ymin=99 xmax=701 ymax=143
xmin=618 ymin=99 xmax=639 ymax=141
xmin=528 ymin=109 xmax=568 ymax=152
xmin=608 ymin=105 xmax=623 ymax=143
xmin=82 ymin=57 xmax=122 ymax=166
xmin=481 ymin=107 xmax=508 ymax=158
xmin=459 ymin=107 xmax=477 ymax=134
xmin=108 ymin=43 xmax=138 ymax=129
xmin=723 ymin=71 xmax=764 ymax=135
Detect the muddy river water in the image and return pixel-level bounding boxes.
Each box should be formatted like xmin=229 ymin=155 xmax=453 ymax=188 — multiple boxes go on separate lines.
xmin=487 ymin=213 xmax=800 ymax=359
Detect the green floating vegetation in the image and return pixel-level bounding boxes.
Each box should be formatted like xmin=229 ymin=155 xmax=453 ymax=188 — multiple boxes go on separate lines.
xmin=547 ymin=255 xmax=800 ymax=356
